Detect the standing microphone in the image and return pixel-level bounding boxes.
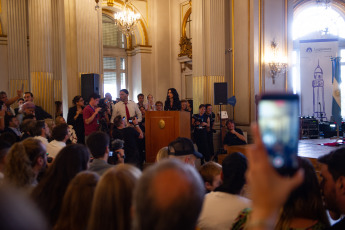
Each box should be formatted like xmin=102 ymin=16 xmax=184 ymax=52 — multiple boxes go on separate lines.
xmin=319 ymin=102 xmax=323 ymax=122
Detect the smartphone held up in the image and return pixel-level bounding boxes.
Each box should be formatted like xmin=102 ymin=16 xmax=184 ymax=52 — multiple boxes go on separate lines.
xmin=258 ymin=93 xmax=300 ymax=176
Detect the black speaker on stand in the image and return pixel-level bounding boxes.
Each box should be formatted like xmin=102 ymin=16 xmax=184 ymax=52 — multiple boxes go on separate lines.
xmin=212 ymin=83 xmax=228 ymax=161
xmin=81 ymin=73 xmax=100 ymax=104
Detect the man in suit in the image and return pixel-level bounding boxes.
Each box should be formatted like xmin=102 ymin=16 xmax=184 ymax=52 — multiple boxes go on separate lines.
xmin=4 ymin=115 xmax=21 ymax=142
xmin=23 ymin=92 xmax=52 ymax=120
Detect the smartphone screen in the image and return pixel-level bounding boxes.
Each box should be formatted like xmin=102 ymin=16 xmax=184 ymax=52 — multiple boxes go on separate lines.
xmin=258 ymin=93 xmax=300 ymax=175
xmin=109 ymin=151 xmax=113 ymax=157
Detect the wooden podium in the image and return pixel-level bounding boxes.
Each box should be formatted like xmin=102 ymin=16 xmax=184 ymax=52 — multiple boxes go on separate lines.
xmin=145 ymin=111 xmax=191 ymax=163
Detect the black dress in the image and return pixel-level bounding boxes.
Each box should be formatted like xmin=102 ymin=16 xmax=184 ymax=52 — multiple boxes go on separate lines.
xmin=193 ymin=113 xmax=210 ymax=161
xmin=112 ymin=127 xmax=141 ymax=168
xmin=206 ymin=112 xmax=215 ymax=157
xmin=164 ymin=100 xmax=181 ymax=111
xmin=67 ymin=106 xmax=85 ymax=144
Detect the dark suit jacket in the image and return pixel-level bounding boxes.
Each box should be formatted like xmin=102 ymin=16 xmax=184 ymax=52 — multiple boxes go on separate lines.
xmin=35 ymin=106 xmax=52 ymax=120
xmin=3 ymin=127 xmax=21 ymax=142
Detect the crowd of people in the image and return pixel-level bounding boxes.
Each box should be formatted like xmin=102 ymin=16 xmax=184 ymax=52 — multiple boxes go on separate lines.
xmin=0 ymin=88 xmax=345 ymax=230
xmin=1 ymin=87 xmax=247 ymax=167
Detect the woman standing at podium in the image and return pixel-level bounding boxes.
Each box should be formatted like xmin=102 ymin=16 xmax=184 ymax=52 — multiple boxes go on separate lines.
xmin=164 ymin=88 xmax=181 ymax=111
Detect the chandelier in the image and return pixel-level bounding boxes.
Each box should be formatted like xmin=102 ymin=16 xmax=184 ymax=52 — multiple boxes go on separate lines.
xmin=114 ymin=0 xmax=140 ymax=37
xmin=316 ymin=0 xmax=332 ymax=9
xmin=265 ymin=41 xmax=288 ymax=84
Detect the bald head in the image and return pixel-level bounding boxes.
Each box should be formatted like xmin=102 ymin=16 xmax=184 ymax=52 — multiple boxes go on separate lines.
xmin=133 ymin=159 xmax=204 ymax=230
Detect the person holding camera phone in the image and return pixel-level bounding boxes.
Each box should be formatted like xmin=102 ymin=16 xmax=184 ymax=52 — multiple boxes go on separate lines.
xmin=83 ymin=94 xmax=101 ymax=140
xmin=112 ymin=115 xmax=143 ymax=169
xmin=192 ymin=104 xmax=210 ymax=162
xmin=86 ymin=131 xmax=117 ymax=176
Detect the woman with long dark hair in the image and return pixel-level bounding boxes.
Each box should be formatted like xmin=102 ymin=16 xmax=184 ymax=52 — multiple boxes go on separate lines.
xmin=231 ymin=157 xmax=330 ymax=230
xmin=31 ymin=144 xmax=90 ymax=227
xmin=164 ymin=88 xmax=181 ymax=111
xmin=54 ymin=171 xmax=99 ymax=230
xmin=67 ymin=96 xmax=85 ymax=144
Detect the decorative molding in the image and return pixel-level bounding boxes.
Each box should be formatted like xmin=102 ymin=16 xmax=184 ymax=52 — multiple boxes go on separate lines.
xmin=179 ymin=5 xmax=192 ymax=59
xmin=178 ymin=36 xmax=192 ymax=58
xmin=126 ymin=45 xmax=152 ymax=56
xmin=181 ymin=8 xmax=191 ymax=37
xmin=0 ymin=36 xmax=7 ymax=45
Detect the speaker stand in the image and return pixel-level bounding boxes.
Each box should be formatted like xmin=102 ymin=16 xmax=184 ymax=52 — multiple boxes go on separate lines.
xmin=211 ymin=103 xmax=227 ymax=162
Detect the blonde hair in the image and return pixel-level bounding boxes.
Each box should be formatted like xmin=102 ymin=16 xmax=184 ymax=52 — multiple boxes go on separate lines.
xmin=55 ymin=116 xmax=65 ymax=126
xmin=199 ymin=161 xmax=222 ymax=184
xmin=156 ymin=147 xmax=169 ymax=162
xmin=88 ymin=164 xmax=141 ymax=230
xmin=5 ymin=138 xmax=45 ymax=188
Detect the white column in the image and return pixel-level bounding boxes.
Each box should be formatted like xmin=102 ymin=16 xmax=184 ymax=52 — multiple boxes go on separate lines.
xmin=191 ymin=0 xmax=226 ymax=114
xmin=28 ymin=0 xmax=54 ymax=115
xmin=7 ymin=0 xmax=29 ymax=96
xmin=76 ymin=0 xmax=102 ymax=74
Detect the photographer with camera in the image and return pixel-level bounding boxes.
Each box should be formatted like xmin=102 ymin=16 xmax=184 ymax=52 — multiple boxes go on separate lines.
xmin=107 ymin=139 xmax=125 ymax=165
xmin=205 ymin=104 xmax=216 ymax=158
xmin=192 ymin=104 xmax=210 ymax=162
xmin=86 ymin=131 xmax=121 ymax=176
xmin=97 ymin=98 xmax=111 ymax=133
xmin=112 ymin=115 xmax=143 ymax=169
xmin=83 ymin=94 xmax=101 ymax=139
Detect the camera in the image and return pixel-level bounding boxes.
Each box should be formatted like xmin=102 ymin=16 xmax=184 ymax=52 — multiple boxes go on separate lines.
xmin=192 ymin=115 xmax=203 ymax=123
xmin=107 ymin=139 xmax=125 ymax=165
xmin=97 ymin=98 xmax=109 ymax=114
xmin=128 ymin=116 xmax=137 ymax=124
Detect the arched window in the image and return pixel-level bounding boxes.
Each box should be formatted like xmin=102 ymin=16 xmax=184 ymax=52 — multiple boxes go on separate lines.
xmin=292 ymin=3 xmax=345 ymax=118
xmin=102 ymin=14 xmax=127 ymax=98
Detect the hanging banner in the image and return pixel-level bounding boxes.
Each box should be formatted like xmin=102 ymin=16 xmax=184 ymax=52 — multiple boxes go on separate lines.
xmin=300 ymin=39 xmax=338 ymax=121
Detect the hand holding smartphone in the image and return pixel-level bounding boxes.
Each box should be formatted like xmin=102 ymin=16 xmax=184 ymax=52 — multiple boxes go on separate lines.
xmin=258 ymin=93 xmax=300 ymax=176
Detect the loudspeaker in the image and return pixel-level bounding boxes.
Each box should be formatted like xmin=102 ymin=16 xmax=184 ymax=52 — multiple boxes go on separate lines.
xmin=81 ymin=73 xmax=100 ymax=104
xmin=214 ymin=83 xmax=228 ymax=105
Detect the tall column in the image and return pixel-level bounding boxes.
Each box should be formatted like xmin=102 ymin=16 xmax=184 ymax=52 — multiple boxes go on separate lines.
xmin=28 ymin=0 xmax=54 ymax=115
xmin=52 ymin=0 xmax=62 ymax=102
xmin=58 ymin=0 xmax=102 ymax=117
xmin=76 ymin=0 xmax=102 ymax=96
xmin=192 ymin=0 xmax=226 ymax=114
xmin=7 ymin=0 xmax=29 ymax=98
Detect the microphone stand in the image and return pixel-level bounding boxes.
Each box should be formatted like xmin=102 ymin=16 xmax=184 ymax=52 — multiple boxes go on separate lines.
xmin=319 ymin=102 xmax=323 ymax=122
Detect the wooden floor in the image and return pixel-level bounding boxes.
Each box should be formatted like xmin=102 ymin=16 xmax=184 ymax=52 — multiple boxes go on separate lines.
xmin=219 ymin=138 xmax=344 ymax=172
xmin=298 ymin=138 xmax=344 ymax=159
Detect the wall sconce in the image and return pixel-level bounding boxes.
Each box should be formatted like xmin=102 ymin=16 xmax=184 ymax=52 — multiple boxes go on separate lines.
xmin=265 ymin=41 xmax=288 ymax=84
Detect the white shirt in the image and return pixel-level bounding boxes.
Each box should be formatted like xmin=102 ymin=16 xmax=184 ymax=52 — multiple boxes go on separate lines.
xmin=46 ymin=140 xmax=66 ymax=158
xmin=34 ymin=136 xmax=49 ymax=148
xmin=111 ymin=100 xmax=142 ymax=123
xmin=198 ymin=192 xmax=251 ymax=230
